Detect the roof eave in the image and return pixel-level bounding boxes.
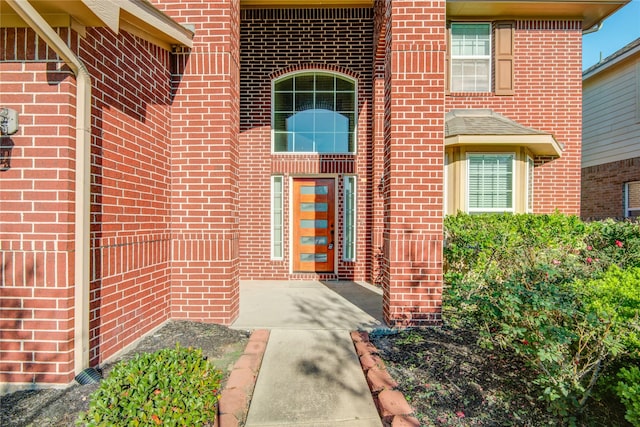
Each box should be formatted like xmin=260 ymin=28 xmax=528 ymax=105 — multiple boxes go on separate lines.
xmin=445 ymin=134 xmax=563 ymax=157
xmin=583 ymin=39 xmax=640 ymax=80
xmin=0 ymin=0 xmax=193 ymax=49
xmin=240 ymin=0 xmax=373 ymax=7
xmin=447 ymin=0 xmax=630 ymax=30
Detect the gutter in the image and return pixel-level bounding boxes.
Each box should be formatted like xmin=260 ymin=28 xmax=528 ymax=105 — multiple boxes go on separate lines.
xmin=6 ymin=0 xmax=91 ymax=377
xmin=582 ymin=22 xmax=603 ymax=35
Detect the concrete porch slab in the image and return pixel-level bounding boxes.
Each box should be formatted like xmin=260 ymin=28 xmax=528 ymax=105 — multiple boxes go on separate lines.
xmin=232 ymin=280 xmax=384 ymax=331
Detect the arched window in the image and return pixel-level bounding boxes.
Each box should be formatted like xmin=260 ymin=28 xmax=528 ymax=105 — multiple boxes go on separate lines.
xmin=273 ymin=72 xmax=356 ymax=153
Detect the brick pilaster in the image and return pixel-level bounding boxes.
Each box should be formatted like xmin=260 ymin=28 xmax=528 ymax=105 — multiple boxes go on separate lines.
xmin=372 ymin=2 xmax=387 ymax=286
xmin=162 ymin=0 xmax=241 ymax=324
xmin=381 ymin=0 xmax=445 ymax=326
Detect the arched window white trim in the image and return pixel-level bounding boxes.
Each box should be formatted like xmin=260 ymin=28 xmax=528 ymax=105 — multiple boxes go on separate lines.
xmin=272 ymin=71 xmax=357 ymax=154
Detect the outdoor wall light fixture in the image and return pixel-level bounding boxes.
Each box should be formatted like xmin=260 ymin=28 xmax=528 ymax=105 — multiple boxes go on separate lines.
xmin=0 ymin=107 xmax=19 ymax=171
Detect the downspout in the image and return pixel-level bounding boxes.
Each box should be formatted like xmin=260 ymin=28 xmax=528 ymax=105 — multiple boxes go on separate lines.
xmin=6 ymin=0 xmax=91 ymax=376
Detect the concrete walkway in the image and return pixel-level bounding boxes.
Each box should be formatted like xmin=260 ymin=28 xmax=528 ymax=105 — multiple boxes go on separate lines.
xmin=232 ymin=280 xmax=385 ymax=427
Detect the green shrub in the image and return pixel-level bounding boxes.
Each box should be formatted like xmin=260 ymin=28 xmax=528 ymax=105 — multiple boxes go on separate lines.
xmin=444 ymin=214 xmax=640 ymax=294
xmin=443 ymin=213 xmax=640 ymax=421
xmin=616 ymin=365 xmax=640 ymax=426
xmin=578 ymin=266 xmax=640 ymax=357
xmin=78 ymin=345 xmax=222 ymax=427
xmin=443 ymin=212 xmax=590 ymax=328
xmin=583 ymin=219 xmax=640 ymax=274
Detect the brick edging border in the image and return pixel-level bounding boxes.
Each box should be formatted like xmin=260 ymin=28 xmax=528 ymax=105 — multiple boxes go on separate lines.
xmin=216 ymin=329 xmax=270 ymax=427
xmin=351 ymin=331 xmax=420 ymax=427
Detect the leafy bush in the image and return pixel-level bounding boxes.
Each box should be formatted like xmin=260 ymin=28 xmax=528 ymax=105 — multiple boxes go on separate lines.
xmin=78 ymin=345 xmax=222 ymax=426
xmin=443 ymin=213 xmax=640 ymax=421
xmin=616 ymin=365 xmax=640 ymax=426
xmin=583 ymin=219 xmax=640 ymax=274
xmin=583 ymin=267 xmax=640 ymax=426
xmin=578 ymin=266 xmax=640 ymax=357
xmin=444 ymin=214 xmax=640 ymax=291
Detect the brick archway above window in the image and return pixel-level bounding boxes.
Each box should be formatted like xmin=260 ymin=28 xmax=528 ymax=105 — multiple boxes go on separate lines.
xmin=270 ymin=64 xmax=360 ymax=82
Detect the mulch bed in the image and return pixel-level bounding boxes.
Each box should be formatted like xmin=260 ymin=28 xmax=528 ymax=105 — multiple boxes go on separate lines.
xmin=368 ymin=326 xmax=632 ymax=427
xmin=1 ymin=321 xmax=249 ymax=427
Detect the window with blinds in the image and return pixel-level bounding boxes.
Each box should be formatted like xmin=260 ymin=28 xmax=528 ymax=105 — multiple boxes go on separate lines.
xmin=447 ymin=21 xmax=514 ymax=95
xmin=450 ymin=23 xmax=491 ymax=92
xmin=467 ymin=154 xmax=514 ymax=213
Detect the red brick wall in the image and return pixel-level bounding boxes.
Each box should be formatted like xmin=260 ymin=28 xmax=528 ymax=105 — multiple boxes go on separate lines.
xmin=155 ymin=0 xmax=241 ymax=324
xmin=446 ymin=20 xmax=583 ymax=215
xmin=372 ymin=2 xmax=386 ymax=286
xmin=80 ymin=28 xmax=174 ymax=366
xmin=1 ymin=25 xmax=174 ymax=385
xmin=1 ymin=29 xmax=77 ymax=384
xmin=581 ymin=157 xmax=640 ymax=219
xmin=381 ymin=1 xmax=446 ymax=326
xmin=0 ymin=2 xmax=588 ymax=387
xmin=238 ymin=8 xmax=373 ymax=281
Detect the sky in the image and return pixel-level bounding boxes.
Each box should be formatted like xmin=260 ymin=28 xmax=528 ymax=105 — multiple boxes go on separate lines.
xmin=582 ymin=0 xmax=640 ymax=70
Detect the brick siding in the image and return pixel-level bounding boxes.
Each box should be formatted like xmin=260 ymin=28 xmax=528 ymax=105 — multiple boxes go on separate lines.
xmin=1 ymin=25 xmax=174 ymax=384
xmin=238 ymin=8 xmax=373 ymax=281
xmin=581 ymin=157 xmax=640 ymax=219
xmin=446 ymin=20 xmax=583 ymax=215
xmin=378 ymin=1 xmax=446 ymax=326
xmin=156 ymin=0 xmax=241 ymax=324
xmin=0 ymin=1 xmax=589 ymax=387
xmin=1 ymin=28 xmax=79 ymax=385
xmin=81 ymin=28 xmax=174 ymax=367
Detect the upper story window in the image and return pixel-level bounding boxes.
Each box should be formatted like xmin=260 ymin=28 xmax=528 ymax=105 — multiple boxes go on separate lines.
xmin=450 ymin=23 xmax=491 ymax=92
xmin=273 ymin=72 xmax=356 ymax=153
xmin=448 ymin=21 xmax=514 ymax=95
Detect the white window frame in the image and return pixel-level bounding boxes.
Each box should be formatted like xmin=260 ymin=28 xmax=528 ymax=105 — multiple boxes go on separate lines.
xmin=444 ymin=152 xmax=449 ymax=215
xmin=271 ymin=71 xmax=358 ymax=154
xmin=271 ymin=176 xmax=284 ymax=260
xmin=450 ymin=22 xmax=492 ymax=92
xmin=466 ymin=152 xmax=515 ymax=214
xmin=343 ymin=176 xmax=356 ymax=261
xmin=526 ymin=156 xmax=534 ymax=213
xmin=625 ymin=181 xmax=640 ymax=218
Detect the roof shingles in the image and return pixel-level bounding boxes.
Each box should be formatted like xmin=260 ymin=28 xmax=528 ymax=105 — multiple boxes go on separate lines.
xmin=445 ymin=109 xmax=548 ymax=137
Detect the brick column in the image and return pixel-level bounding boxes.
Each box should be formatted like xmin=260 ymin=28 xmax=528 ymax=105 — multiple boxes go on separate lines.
xmin=371 ymin=2 xmax=386 ymax=286
xmin=165 ymin=1 xmax=240 ymax=324
xmin=0 ymin=56 xmax=76 ymax=385
xmin=381 ymin=0 xmax=445 ymax=326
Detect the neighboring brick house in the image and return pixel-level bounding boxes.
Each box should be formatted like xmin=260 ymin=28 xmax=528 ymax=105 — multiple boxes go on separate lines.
xmin=582 ymin=37 xmax=640 ymax=220
xmin=0 ymin=0 xmax=627 ymax=390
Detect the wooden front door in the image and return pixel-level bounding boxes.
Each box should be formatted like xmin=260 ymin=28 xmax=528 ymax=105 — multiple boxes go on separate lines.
xmin=292 ymin=178 xmax=335 ymax=272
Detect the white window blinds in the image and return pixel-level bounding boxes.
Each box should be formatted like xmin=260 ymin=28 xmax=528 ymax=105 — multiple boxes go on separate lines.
xmin=468 ymin=154 xmax=514 ymax=212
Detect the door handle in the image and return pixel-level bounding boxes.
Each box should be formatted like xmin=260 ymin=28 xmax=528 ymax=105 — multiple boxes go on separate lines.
xmin=329 ymin=225 xmax=334 ymax=249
